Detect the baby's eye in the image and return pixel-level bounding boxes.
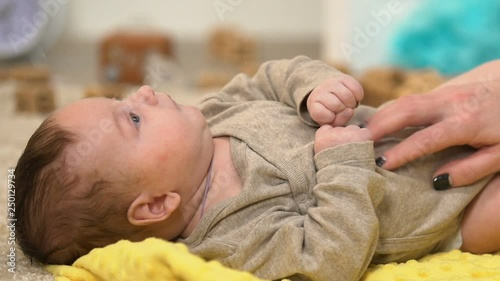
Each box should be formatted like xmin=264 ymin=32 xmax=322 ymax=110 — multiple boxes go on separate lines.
xmin=129 ymin=111 xmax=140 ymax=127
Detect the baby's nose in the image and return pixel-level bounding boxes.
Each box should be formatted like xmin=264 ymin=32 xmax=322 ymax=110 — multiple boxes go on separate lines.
xmin=135 ymin=85 xmax=158 ymax=106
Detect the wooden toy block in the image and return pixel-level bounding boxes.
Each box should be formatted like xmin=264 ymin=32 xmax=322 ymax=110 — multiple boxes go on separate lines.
xmin=395 ymin=70 xmax=446 ymax=97
xmin=84 ymin=84 xmax=125 ymax=99
xmin=16 ymin=83 xmax=55 ymax=113
xmin=100 ymin=31 xmax=174 ymax=84
xmin=34 ymin=85 xmax=56 ymax=113
xmin=198 ymin=27 xmax=260 ymax=90
xmin=208 ymin=27 xmax=256 ymax=65
xmin=11 ymin=66 xmax=56 ymax=114
xmin=15 ymin=87 xmax=37 ymax=112
xmin=10 ymin=65 xmax=51 ymax=83
xmin=359 ymin=67 xmax=447 ymax=107
xmin=359 ymin=68 xmax=404 ymax=107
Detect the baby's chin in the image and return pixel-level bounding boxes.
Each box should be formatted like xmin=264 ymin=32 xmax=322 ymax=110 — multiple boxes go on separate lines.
xmin=191 ymin=105 xmax=209 ymax=124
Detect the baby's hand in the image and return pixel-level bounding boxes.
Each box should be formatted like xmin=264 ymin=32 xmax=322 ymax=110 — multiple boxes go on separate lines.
xmin=314 ymin=125 xmax=371 ymax=155
xmin=307 ymin=74 xmax=364 ymax=127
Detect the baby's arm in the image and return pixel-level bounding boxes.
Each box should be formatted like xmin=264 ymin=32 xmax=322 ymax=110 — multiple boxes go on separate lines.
xmin=200 ymin=56 xmax=359 ymax=126
xmin=225 ymin=141 xmax=384 ymax=280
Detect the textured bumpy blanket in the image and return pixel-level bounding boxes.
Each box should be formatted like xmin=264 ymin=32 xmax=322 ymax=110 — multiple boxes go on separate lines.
xmin=45 ymin=238 xmax=500 ymax=281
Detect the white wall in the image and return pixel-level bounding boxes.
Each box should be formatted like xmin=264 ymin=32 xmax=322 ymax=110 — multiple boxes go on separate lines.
xmin=63 ymin=0 xmax=323 ymax=41
xmin=321 ymin=0 xmax=418 ymax=72
xmin=56 ymin=0 xmax=419 ymax=73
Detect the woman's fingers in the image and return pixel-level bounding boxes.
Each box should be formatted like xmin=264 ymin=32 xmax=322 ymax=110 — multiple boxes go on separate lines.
xmin=433 ymin=144 xmax=500 ymax=188
xmin=377 ymin=121 xmax=469 ymax=170
xmin=367 ymin=94 xmax=442 ymax=141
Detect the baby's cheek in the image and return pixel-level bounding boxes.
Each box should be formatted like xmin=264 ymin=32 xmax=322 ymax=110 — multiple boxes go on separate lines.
xmin=154 ymin=145 xmax=178 ymax=170
xmin=157 ymin=151 xmax=170 ymax=164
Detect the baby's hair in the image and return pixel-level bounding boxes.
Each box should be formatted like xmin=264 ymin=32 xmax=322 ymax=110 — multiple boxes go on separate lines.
xmin=15 ymin=116 xmax=142 ymax=265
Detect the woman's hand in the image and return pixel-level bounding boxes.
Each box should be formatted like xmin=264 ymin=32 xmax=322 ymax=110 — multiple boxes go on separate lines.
xmin=368 ymin=81 xmax=500 ymax=189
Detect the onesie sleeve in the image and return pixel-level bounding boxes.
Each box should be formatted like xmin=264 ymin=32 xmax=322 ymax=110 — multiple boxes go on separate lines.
xmin=198 ymin=56 xmax=343 ymax=126
xmin=226 ymin=142 xmax=385 ymax=281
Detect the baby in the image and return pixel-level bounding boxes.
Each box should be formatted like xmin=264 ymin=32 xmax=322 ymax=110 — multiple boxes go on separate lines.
xmin=15 ymin=56 xmax=500 ymax=281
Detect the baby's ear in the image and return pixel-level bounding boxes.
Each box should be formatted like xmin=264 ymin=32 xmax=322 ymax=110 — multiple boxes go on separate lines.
xmin=127 ymin=192 xmax=181 ymax=226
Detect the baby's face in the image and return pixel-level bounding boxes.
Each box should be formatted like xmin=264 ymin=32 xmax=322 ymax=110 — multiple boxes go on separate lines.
xmin=53 ymin=86 xmax=213 ymax=197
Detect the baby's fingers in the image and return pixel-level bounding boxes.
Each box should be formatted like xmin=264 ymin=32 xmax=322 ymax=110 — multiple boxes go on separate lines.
xmin=330 ymin=108 xmax=354 ymax=127
xmin=329 ymin=81 xmax=358 ymax=109
xmin=314 ymin=125 xmax=371 ymax=154
xmin=317 ymin=90 xmax=346 ymax=113
xmin=309 ymin=101 xmax=336 ymax=125
xmin=338 ymin=75 xmax=364 ymax=106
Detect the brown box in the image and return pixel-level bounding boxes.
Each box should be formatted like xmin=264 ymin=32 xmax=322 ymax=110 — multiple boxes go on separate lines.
xmin=16 ymin=83 xmax=55 ymax=113
xmin=11 ymin=66 xmax=56 ymax=113
xmin=359 ymin=68 xmax=404 ymax=107
xmin=209 ymin=27 xmax=256 ymax=65
xmin=100 ymin=31 xmax=173 ymax=84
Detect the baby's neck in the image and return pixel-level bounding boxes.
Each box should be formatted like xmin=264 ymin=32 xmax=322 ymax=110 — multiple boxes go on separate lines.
xmin=180 ymin=137 xmax=242 ymax=238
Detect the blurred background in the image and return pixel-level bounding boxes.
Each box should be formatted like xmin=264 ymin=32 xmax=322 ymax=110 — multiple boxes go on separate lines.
xmin=3 ymin=0 xmax=500 ymax=108
xmin=2 ymin=0 xmax=500 ymax=161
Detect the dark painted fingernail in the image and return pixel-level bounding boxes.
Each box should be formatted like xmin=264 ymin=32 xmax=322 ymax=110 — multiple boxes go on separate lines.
xmin=433 ymin=174 xmax=452 ymax=191
xmin=358 ymin=123 xmax=366 ymax=128
xmin=375 ymin=156 xmax=386 ymax=167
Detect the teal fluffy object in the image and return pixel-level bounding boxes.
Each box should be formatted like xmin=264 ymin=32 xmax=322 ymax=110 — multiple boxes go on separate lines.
xmin=389 ymin=0 xmax=500 ymax=75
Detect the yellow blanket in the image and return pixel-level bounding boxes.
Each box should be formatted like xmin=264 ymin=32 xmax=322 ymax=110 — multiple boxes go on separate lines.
xmin=46 ymin=238 xmax=500 ymax=281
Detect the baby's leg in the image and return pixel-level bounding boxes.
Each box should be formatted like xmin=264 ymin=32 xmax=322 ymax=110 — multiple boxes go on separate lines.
xmin=461 ymin=173 xmax=500 ymax=254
